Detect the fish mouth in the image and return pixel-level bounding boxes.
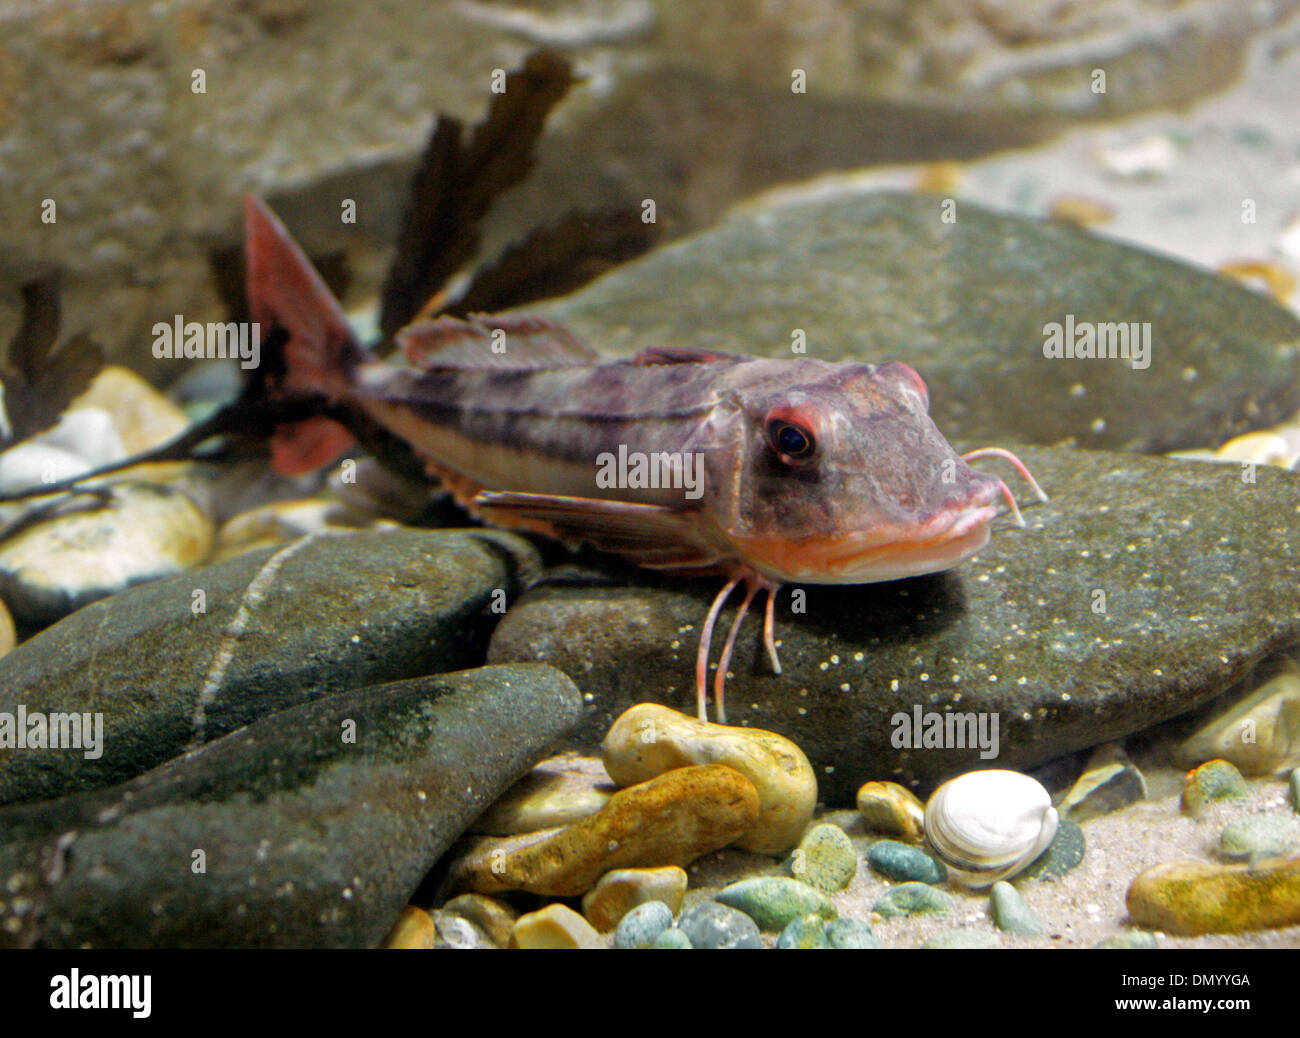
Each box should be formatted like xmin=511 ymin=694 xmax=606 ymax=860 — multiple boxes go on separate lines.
xmin=732 ymin=492 xmax=1002 ymax=585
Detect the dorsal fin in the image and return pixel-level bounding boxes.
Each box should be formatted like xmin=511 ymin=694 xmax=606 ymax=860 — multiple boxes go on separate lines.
xmin=398 ymin=314 xmax=600 ymax=370
xmin=629 ymin=346 xmax=746 ymax=365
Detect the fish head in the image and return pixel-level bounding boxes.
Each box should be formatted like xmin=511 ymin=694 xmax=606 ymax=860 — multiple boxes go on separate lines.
xmin=706 ymin=359 xmax=1004 ymax=585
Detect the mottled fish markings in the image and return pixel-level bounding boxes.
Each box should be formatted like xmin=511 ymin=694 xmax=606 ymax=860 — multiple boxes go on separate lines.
xmin=246 ymin=196 xmax=1047 ymax=721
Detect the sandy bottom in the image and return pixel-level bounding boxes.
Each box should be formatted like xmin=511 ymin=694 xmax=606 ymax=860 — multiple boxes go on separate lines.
xmin=682 ymin=751 xmax=1299 ymax=949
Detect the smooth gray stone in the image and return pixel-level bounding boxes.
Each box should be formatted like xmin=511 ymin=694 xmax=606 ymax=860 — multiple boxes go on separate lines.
xmin=0 ymin=527 xmax=539 ymax=805
xmin=534 ymin=192 xmax=1300 ymax=454
xmin=489 ymin=448 xmax=1300 ymax=802
xmin=0 ymin=664 xmax=582 ymax=949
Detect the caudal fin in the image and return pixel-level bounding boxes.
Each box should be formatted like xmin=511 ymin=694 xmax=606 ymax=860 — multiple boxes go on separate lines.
xmin=244 ymin=195 xmax=361 ymax=474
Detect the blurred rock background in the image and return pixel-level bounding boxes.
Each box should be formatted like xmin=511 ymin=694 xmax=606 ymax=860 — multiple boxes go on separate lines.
xmin=1 ymin=0 xmax=1298 ymax=380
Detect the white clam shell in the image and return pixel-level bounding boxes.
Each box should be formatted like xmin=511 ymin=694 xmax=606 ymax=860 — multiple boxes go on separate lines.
xmin=924 ymin=769 xmax=1058 ymax=888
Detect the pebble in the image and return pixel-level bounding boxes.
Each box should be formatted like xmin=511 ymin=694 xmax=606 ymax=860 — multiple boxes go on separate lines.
xmin=474 ymin=752 xmax=614 ymax=836
xmin=867 ymin=839 xmax=947 ymax=885
xmin=651 ymin=927 xmax=693 ymax=949
xmin=1127 ymin=857 xmax=1300 ymax=936
xmin=213 ymin=498 xmax=396 ymax=562
xmin=0 ymin=483 xmax=214 ymax=626
xmin=990 ymin=881 xmax=1046 ymax=936
xmin=601 ymin=703 xmax=816 ymax=854
xmin=826 ymin=917 xmax=881 ymax=949
xmin=1097 ymin=133 xmax=1176 ymax=179
xmin=676 ymin=901 xmax=763 ymax=949
xmin=1212 ymin=430 xmax=1296 ymax=467
xmin=29 ymin=407 xmax=126 ymax=468
xmin=1022 ymin=819 xmax=1086 ymax=881
xmin=1047 ymin=195 xmax=1115 ymax=227
xmin=856 ymin=781 xmax=925 ymax=842
xmin=440 ymin=894 xmax=517 ymax=948
xmin=381 ymin=906 xmax=436 ymax=949
xmin=1291 ymin=768 xmax=1300 ymax=812
xmin=776 ymin=914 xmax=831 ymax=949
xmin=582 ymin=866 xmax=688 ymax=932
xmin=1060 ymin=742 xmax=1147 ymax=822
xmin=791 ymin=822 xmax=857 ymax=893
xmin=432 ymin=911 xmax=490 ymax=949
xmin=511 ymin=904 xmax=604 ymax=949
xmin=1177 ymin=655 xmax=1300 ymax=776
xmin=716 ymin=876 xmax=837 ymax=932
xmin=71 ymin=366 xmax=189 ymax=455
xmin=0 ymin=442 xmax=93 ymax=494
xmin=922 ymin=927 xmax=999 ymax=949
xmin=1180 ymin=759 xmax=1250 ymax=816
xmin=1218 ymin=815 xmax=1300 ymax=862
xmin=1093 ymin=931 xmax=1159 ymax=949
xmin=330 ymin=457 xmax=442 ymax=524
xmin=449 ymin=764 xmax=760 ymax=896
xmin=872 ymin=882 xmax=954 ymax=919
xmin=613 ymin=901 xmax=674 ymax=949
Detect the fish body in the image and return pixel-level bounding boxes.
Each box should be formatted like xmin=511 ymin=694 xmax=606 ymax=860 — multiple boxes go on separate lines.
xmin=245 ymin=196 xmax=1042 ymax=720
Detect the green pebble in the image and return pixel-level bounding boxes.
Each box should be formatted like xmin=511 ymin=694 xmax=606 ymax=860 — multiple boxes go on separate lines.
xmin=826 ymin=917 xmax=881 ymax=949
xmin=1219 ymin=815 xmax=1300 ymax=862
xmin=651 ymin=927 xmax=693 ymax=949
xmin=1093 ymin=931 xmax=1158 ymax=949
xmin=1182 ymin=760 xmax=1249 ymax=815
xmin=922 ymin=927 xmax=999 ymax=949
xmin=1023 ymin=819 xmax=1086 ymax=880
xmin=792 ymin=823 xmax=858 ymax=893
xmin=775 ymin=914 xmax=831 ymax=949
xmin=867 ymin=839 xmax=947 ymax=884
xmin=872 ymin=881 xmax=954 ymax=918
xmin=990 ymin=881 xmax=1045 ymax=936
xmin=1290 ymin=768 xmax=1299 ymax=813
xmin=716 ymin=877 xmax=838 ymax=932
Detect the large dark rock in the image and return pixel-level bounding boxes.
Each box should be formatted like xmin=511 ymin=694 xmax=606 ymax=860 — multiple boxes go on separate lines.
xmin=0 ymin=663 xmax=582 ymax=948
xmin=0 ymin=528 xmax=539 ymax=805
xmin=488 ymin=446 xmax=1300 ymax=802
xmin=533 ymin=191 xmax=1300 ymax=454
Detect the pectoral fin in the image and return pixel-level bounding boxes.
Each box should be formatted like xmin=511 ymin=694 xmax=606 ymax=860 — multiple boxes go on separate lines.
xmin=474 ymin=491 xmax=726 ymax=572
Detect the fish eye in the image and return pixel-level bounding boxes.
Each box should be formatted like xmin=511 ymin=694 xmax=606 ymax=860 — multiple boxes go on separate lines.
xmin=767 ymin=418 xmax=816 ymax=460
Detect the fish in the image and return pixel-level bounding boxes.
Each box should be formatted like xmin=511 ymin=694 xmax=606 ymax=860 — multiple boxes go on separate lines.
xmin=245 ymin=196 xmax=1047 ymax=722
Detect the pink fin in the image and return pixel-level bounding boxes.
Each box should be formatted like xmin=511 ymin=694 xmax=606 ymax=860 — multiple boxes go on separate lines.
xmin=630 ymin=346 xmax=746 ymax=366
xmin=398 ymin=314 xmax=599 ymax=370
xmin=244 ymin=196 xmax=360 ymax=398
xmin=271 ymin=416 xmax=356 ymax=476
xmin=474 ymin=491 xmax=725 ymax=572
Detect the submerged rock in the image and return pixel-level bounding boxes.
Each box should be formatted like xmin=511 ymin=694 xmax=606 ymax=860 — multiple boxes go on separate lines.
xmin=1060 ymin=742 xmax=1148 ymax=822
xmin=1176 ymin=654 xmax=1300 ymax=777
xmin=602 ymin=703 xmax=816 ymax=854
xmin=0 ymin=527 xmax=541 ymax=805
xmin=0 ymin=483 xmax=214 ymax=625
xmin=856 ymin=781 xmax=926 ymax=842
xmin=1181 ymin=759 xmax=1250 ymax=817
xmin=448 ymin=764 xmax=760 ymax=897
xmin=491 ymin=448 xmax=1300 ymax=802
xmin=472 ymin=752 xmax=615 ymax=837
xmin=1127 ymin=857 xmax=1300 ymax=936
xmin=0 ymin=664 xmax=583 ymax=948
xmin=535 ymin=191 xmax=1300 ymax=454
